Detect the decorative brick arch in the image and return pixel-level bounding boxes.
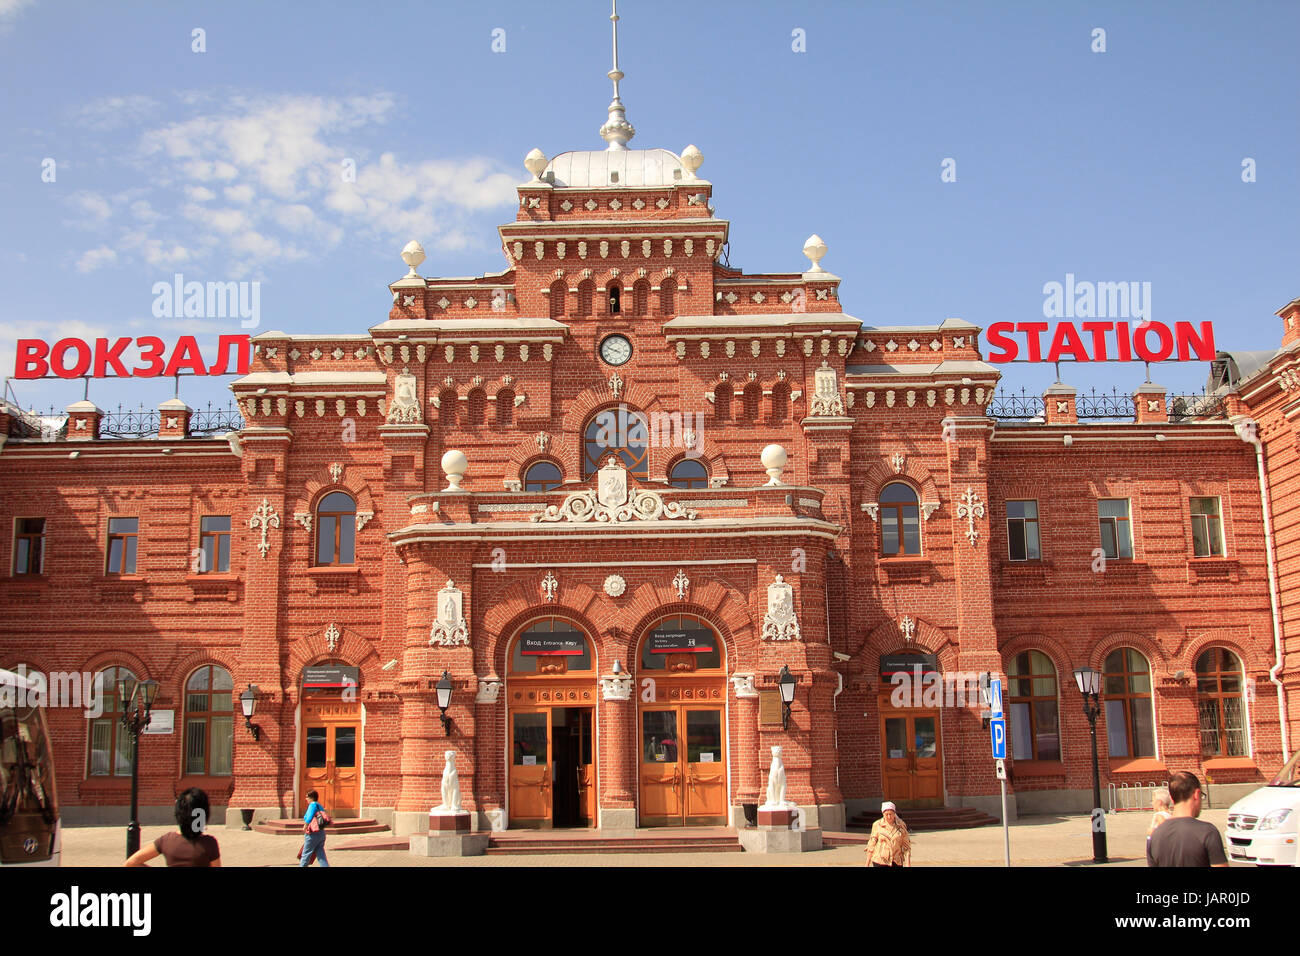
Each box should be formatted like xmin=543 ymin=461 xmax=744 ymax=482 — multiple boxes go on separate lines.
xmin=292 ymin=463 xmax=377 ymax=519
xmin=285 ymin=624 xmax=379 ymax=682
xmin=662 ymin=449 xmax=727 ymax=487
xmin=856 ymin=617 xmax=957 ymax=672
xmin=560 ymin=381 xmax=665 ymax=435
xmin=620 ymin=578 xmax=754 ymax=668
xmin=1179 ymin=630 xmax=1268 ymax=676
xmin=1 ymin=652 xmax=55 ymax=676
xmin=161 ymin=647 xmax=243 ymax=693
xmin=83 ymin=649 xmax=153 ymax=681
xmin=507 ymin=436 xmax=578 ymax=486
xmin=998 ymin=632 xmax=1075 ymax=679
xmin=861 ymin=456 xmax=941 ymax=504
xmin=483 ymin=589 xmax=607 ymax=679
xmin=1090 ymin=631 xmax=1167 ymax=672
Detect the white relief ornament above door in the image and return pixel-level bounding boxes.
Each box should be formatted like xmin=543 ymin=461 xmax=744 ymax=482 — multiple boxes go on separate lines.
xmin=761 ymin=575 xmax=801 ymax=641
xmin=430 ymin=580 xmax=469 ymax=646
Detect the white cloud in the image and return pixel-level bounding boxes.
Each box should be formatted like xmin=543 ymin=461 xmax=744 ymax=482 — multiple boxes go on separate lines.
xmin=76 ymin=246 xmax=118 ymax=273
xmin=68 ymin=191 xmax=112 ymax=222
xmin=0 ymin=0 xmax=35 ymax=35
xmin=71 ymin=94 xmax=160 ymax=132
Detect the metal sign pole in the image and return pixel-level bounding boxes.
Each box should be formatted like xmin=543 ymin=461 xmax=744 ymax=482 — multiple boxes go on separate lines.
xmin=1001 ymin=776 xmax=1010 ymax=867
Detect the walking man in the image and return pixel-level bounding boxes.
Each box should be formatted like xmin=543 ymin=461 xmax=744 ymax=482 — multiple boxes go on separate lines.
xmin=1146 ymin=771 xmax=1228 ymax=867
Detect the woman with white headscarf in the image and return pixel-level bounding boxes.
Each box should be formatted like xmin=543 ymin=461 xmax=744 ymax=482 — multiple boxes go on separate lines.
xmin=864 ymin=802 xmax=911 ymax=867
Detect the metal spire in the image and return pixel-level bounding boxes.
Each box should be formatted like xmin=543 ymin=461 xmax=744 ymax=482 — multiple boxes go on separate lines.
xmin=598 ymin=0 xmax=635 ymax=150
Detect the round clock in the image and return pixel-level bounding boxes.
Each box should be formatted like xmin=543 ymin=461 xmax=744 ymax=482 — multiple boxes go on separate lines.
xmin=599 ymin=334 xmax=632 ymax=366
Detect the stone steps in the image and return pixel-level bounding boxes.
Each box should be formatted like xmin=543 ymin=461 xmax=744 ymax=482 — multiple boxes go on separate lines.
xmin=846 ymin=806 xmax=1000 ymax=832
xmin=254 ymin=818 xmax=389 ymax=836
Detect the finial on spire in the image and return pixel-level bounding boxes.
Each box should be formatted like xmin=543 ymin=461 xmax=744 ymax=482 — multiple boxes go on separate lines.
xmin=599 ymin=0 xmax=636 ymax=150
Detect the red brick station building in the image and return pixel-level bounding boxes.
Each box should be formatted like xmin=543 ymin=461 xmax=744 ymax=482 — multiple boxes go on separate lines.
xmin=2 ymin=85 xmax=1298 ymax=837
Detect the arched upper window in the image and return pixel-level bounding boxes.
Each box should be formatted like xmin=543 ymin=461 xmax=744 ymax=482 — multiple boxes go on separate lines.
xmin=1006 ymin=650 xmax=1059 ymax=761
xmin=316 ymin=491 xmax=356 ymax=566
xmin=1195 ymin=648 xmax=1246 ymax=757
xmin=639 ymin=614 xmax=724 ymax=672
xmin=668 ymin=458 xmax=708 ymax=489
xmin=88 ymin=666 xmax=137 ymax=777
xmin=524 ymin=460 xmax=563 ymax=492
xmin=1103 ymin=647 xmax=1156 ymax=758
xmin=606 ymin=282 xmax=622 ymax=315
xmin=880 ymin=482 xmax=921 ymax=556
xmin=184 ymin=665 xmax=234 ymax=776
xmin=583 ymin=406 xmax=648 ymax=478
xmin=549 ymin=280 xmax=566 ymax=320
xmin=509 ymin=618 xmax=594 ymax=675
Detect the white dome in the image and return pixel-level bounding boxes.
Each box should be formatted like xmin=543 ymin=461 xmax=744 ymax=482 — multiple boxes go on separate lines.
xmin=544 ymin=148 xmax=688 ymax=188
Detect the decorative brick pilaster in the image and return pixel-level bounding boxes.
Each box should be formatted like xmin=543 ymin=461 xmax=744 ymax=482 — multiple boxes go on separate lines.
xmin=157 ymin=397 xmax=192 ymax=439
xmin=65 ymin=400 xmax=101 ymax=440
xmin=1134 ymin=382 xmax=1168 ymax=424
xmin=1043 ymin=383 xmax=1077 ymax=425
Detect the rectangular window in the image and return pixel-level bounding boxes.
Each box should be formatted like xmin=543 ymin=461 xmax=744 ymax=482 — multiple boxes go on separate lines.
xmin=199 ymin=516 xmax=231 ymax=573
xmin=14 ymin=517 xmax=45 ymax=575
xmin=1098 ymin=499 xmax=1132 ymax=559
xmin=106 ymin=517 xmax=138 ymax=574
xmin=1006 ymin=500 xmax=1040 ymax=561
xmin=1190 ymin=497 xmax=1223 ymax=557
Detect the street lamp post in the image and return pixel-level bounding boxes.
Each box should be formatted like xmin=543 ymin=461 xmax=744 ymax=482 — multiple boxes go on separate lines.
xmin=436 ymin=670 xmax=454 ymax=735
xmin=1073 ymin=665 xmax=1108 ymax=864
xmin=118 ymin=676 xmax=160 ymax=858
xmin=777 ymin=665 xmax=796 ymax=731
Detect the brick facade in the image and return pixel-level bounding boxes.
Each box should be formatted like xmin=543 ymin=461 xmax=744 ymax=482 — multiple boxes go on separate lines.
xmin=1 ymin=141 xmax=1295 ymax=831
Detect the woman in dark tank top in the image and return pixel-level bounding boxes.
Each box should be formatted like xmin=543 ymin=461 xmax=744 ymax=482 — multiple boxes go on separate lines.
xmin=125 ymin=787 xmax=222 ymax=867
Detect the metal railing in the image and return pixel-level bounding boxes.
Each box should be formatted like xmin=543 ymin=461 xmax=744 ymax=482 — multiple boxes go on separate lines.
xmin=1075 ymin=387 xmax=1136 ymax=420
xmin=1168 ymin=392 xmax=1227 ymax=421
xmin=988 ymin=387 xmax=1045 ymax=420
xmin=5 ymin=401 xmax=243 ymax=441
xmin=188 ymin=401 xmax=245 ymax=435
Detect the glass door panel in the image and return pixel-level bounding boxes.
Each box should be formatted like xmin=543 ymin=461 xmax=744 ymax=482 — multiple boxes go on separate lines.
xmin=684 ymin=708 xmax=726 ymax=824
xmin=640 ymin=708 xmax=681 ymax=826
xmin=509 ymin=710 xmax=551 ymax=827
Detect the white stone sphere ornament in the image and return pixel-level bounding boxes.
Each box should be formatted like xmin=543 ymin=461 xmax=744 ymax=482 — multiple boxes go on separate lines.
xmin=802 ymin=234 xmax=827 ymax=273
xmin=524 ymin=148 xmax=548 ymax=181
xmin=441 ymin=449 xmax=468 ymax=492
xmin=761 ymin=444 xmax=788 ymax=486
xmin=401 ymin=240 xmax=426 ymax=278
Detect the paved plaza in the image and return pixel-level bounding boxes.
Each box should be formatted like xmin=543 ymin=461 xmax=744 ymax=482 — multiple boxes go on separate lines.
xmin=59 ymin=808 xmax=1235 ymax=867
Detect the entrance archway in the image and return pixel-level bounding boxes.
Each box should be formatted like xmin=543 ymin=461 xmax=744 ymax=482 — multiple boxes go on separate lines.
xmin=635 ymin=614 xmax=728 ymax=826
xmin=298 ymin=661 xmax=362 ymax=817
xmin=505 ymin=617 xmax=598 ymax=829
xmin=878 ymin=650 xmax=944 ymax=808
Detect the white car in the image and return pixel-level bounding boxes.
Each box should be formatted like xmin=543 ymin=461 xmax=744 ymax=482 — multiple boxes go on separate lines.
xmin=1225 ymin=749 xmax=1300 ymax=867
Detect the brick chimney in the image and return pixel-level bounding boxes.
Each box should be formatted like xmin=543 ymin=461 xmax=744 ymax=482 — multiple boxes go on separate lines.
xmin=1133 ymin=383 xmax=1168 ymax=424
xmin=1279 ymin=297 xmax=1300 ymax=349
xmin=65 ymin=400 xmax=102 ymax=441
xmin=1043 ymin=383 xmax=1077 ymax=425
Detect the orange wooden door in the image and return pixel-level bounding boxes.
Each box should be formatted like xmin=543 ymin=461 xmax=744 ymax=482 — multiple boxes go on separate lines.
xmin=683 ymin=707 xmax=727 ymax=825
xmin=639 ymin=706 xmax=682 ymax=826
xmin=881 ymin=714 xmax=913 ymax=802
xmin=301 ymin=724 xmax=360 ymax=814
xmin=576 ymin=708 xmax=595 ymax=825
xmin=880 ymin=711 xmax=943 ymax=807
xmin=509 ymin=708 xmax=552 ymax=827
xmin=910 ymin=713 xmax=942 ymax=805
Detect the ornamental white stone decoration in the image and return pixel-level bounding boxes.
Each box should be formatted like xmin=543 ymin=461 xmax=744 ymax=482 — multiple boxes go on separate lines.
xmin=922 ymin=501 xmax=940 ymax=521
xmin=621 ymin=240 xmax=630 ymax=257
xmin=295 ymin=400 xmax=305 ymax=418
xmin=311 ymin=348 xmax=323 ymax=361
xmin=676 ymin=341 xmax=686 ymax=359
xmin=810 ymin=361 xmax=845 ymax=416
xmin=892 ymin=452 xmax=906 ymax=474
xmin=862 ymin=502 xmax=880 ymax=521
xmin=957 ymin=486 xmax=986 ymax=546
xmin=430 ymin=580 xmax=469 ymax=646
xmin=656 ymin=570 xmax=683 ymax=605
xmin=657 ymin=198 xmax=670 ymax=210
xmin=776 ymin=339 xmax=786 ymax=357
xmin=642 ymin=240 xmax=651 ymax=257
xmin=535 ymin=432 xmax=549 ymax=451
xmin=560 ymin=199 xmax=573 ymax=212
xmin=520 ymin=344 xmax=530 ymax=362
xmin=532 ymin=458 xmax=698 ymax=524
xmin=355 ymin=511 xmax=374 ymax=531
xmin=730 ymin=673 xmax=758 ymax=698
xmin=294 ymin=512 xmax=312 ymax=532
xmin=1277 ymin=369 xmax=1300 ymax=391
xmin=700 ymin=341 xmax=710 ymax=358
xmin=603 ymin=574 xmax=626 ymax=597
xmin=600 ymin=671 xmax=634 ymax=701
xmin=325 ymin=622 xmax=340 ymax=651
xmin=541 ymin=571 xmax=558 ymax=603
xmin=248 ymin=498 xmax=280 ymax=559
xmin=475 ymin=679 xmax=502 ymax=705
xmin=387 ymin=369 xmax=422 ymax=424
xmin=761 ymin=575 xmax=801 ymax=642
xmin=899 ymin=616 xmax=916 ymax=642
xmin=329 ymin=463 xmax=343 ymax=483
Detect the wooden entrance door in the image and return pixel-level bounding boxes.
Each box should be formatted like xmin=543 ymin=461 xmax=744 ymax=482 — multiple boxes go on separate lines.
xmin=639 ymin=703 xmax=727 ymax=826
xmin=301 ymin=697 xmax=361 ymax=816
xmin=880 ymin=710 xmax=943 ymax=807
xmin=509 ymin=705 xmax=595 ymax=828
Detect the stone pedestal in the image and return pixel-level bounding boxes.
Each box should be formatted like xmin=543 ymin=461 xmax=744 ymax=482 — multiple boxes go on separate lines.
xmin=738 ymin=803 xmax=822 ymax=853
xmin=429 ymin=809 xmax=470 ymax=832
xmin=409 ymin=831 xmax=489 ymax=857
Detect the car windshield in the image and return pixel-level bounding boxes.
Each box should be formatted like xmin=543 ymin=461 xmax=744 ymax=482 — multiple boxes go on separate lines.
xmin=1268 ymin=749 xmax=1300 ymax=787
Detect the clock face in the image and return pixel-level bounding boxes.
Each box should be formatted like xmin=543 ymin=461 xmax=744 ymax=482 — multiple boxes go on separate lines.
xmin=600 ymin=335 xmax=632 ymax=366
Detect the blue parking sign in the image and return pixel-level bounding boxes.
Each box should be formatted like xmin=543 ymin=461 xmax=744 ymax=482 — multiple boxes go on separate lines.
xmin=990 ymin=717 xmax=1007 ymax=759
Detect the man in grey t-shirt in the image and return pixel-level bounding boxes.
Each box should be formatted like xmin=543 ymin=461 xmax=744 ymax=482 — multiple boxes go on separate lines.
xmin=1147 ymin=771 xmax=1229 ymax=867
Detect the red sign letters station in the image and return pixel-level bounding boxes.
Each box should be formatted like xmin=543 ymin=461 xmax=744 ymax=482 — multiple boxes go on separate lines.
xmin=13 ymin=335 xmax=252 ymax=379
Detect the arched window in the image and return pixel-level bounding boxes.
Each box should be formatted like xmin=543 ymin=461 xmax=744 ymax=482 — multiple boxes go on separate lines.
xmin=466 ymin=389 xmax=487 ymax=426
xmin=509 ymin=618 xmax=594 ymax=675
xmin=438 ymin=389 xmax=458 ymax=428
xmin=606 ymin=282 xmax=622 ymax=315
xmin=88 ymin=666 xmax=137 ymax=777
xmin=1007 ymin=650 xmax=1059 ymax=761
xmin=639 ymin=614 xmax=724 ymax=672
xmin=316 ymin=491 xmax=356 ymax=566
xmin=524 ymin=460 xmax=563 ymax=492
xmin=577 ymin=280 xmax=594 ymax=317
xmin=741 ymin=381 xmax=761 ymax=421
xmin=659 ymin=284 xmax=675 ymax=317
xmin=495 ymin=389 xmax=515 ymax=426
xmin=769 ymin=382 xmax=790 ymax=422
xmin=549 ymin=280 xmax=566 ymax=320
xmin=880 ymin=482 xmax=921 ymax=556
xmin=1196 ymin=648 xmax=1246 ymax=757
xmin=713 ymin=381 xmax=732 ymax=422
xmin=632 ymin=279 xmax=649 ymax=316
xmin=668 ymin=458 xmax=708 ymax=489
xmin=1103 ymin=647 xmax=1156 ymax=758
xmin=583 ymin=406 xmax=648 ymax=478
xmin=184 ymin=665 xmax=234 ymax=776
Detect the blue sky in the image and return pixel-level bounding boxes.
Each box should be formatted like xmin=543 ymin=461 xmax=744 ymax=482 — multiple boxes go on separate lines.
xmin=1 ymin=0 xmax=1296 ymax=415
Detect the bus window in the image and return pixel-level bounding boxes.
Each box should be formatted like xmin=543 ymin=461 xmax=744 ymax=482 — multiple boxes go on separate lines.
xmin=0 ymin=669 xmax=60 ymax=866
